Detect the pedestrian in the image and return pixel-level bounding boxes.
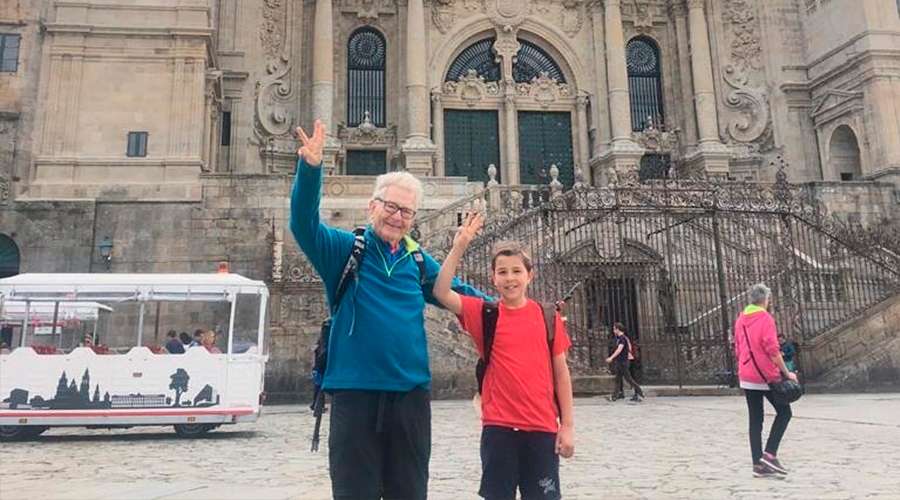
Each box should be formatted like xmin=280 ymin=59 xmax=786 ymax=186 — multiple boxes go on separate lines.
xmin=291 ymin=119 xmax=487 ymax=499
xmin=191 ymin=329 xmax=203 ymax=347
xmin=200 ymin=329 xmax=222 ymax=354
xmin=432 ymin=218 xmax=575 ymax=500
xmin=164 ymin=329 xmax=185 ymax=354
xmin=606 ymin=322 xmax=644 ymax=402
xmin=778 ymin=333 xmax=797 ymax=373
xmin=179 ymin=331 xmax=192 ymax=348
xmin=734 ymin=283 xmax=798 ymax=479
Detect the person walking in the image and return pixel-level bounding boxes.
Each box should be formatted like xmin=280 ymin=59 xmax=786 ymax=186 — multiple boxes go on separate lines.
xmin=291 ymin=119 xmax=486 ymax=499
xmin=606 ymin=322 xmax=644 ymax=402
xmin=734 ymin=283 xmax=798 ymax=479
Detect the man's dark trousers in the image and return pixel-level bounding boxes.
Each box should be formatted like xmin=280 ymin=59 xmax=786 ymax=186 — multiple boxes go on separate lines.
xmin=328 ymin=388 xmax=431 ymax=499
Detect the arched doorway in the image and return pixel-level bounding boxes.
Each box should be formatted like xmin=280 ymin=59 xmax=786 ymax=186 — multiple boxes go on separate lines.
xmin=0 ymin=234 xmax=19 ymax=278
xmin=439 ymin=35 xmax=577 ymax=186
xmin=829 ymin=125 xmax=862 ymax=181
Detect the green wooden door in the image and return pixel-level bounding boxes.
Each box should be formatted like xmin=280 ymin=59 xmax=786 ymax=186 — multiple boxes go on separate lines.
xmin=517 ymin=111 xmax=574 ymax=186
xmin=346 ymin=150 xmax=387 ymax=176
xmin=0 ymin=235 xmax=19 ymax=279
xmin=444 ymin=110 xmax=500 ymax=183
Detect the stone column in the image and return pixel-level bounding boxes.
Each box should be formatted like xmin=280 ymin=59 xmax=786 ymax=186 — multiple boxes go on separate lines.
xmin=687 ymin=0 xmax=718 ymax=145
xmin=312 ymin=0 xmax=340 ymax=172
xmin=604 ymin=0 xmax=632 ymax=142
xmin=431 ymin=90 xmax=445 ymax=177
xmin=504 ymin=92 xmax=520 ymax=185
xmin=576 ymin=94 xmax=591 ymax=176
xmin=401 ymin=0 xmax=436 ymax=175
xmin=592 ymin=0 xmax=643 ymax=184
xmin=671 ymin=1 xmax=698 ymax=145
xmin=589 ymin=2 xmax=611 ymax=155
xmin=684 ymin=0 xmax=730 ymax=175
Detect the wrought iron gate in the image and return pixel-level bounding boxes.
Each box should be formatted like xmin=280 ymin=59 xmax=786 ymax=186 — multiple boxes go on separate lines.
xmin=451 ymin=171 xmax=900 ymax=385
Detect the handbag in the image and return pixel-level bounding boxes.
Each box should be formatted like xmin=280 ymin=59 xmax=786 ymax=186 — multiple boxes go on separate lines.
xmin=742 ymin=326 xmax=804 ymax=405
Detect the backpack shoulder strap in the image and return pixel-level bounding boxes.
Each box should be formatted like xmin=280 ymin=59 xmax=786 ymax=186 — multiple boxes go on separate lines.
xmin=482 ymin=300 xmax=500 ymax=364
xmin=332 ymin=227 xmax=367 ymax=314
xmin=539 ymin=302 xmax=562 ymax=415
xmin=539 ymin=302 xmax=557 ymax=349
xmin=410 ymin=248 xmax=426 ymax=286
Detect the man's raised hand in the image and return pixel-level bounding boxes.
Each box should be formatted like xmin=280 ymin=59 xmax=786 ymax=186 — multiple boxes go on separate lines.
xmin=296 ymin=119 xmax=326 ymax=167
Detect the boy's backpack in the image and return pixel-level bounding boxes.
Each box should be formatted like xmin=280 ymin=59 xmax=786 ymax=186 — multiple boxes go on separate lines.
xmin=475 ymin=301 xmax=560 ymax=412
xmin=309 ymin=227 xmax=426 ymax=452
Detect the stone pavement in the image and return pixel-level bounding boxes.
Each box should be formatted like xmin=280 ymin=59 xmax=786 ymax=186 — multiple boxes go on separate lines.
xmin=2 ymin=393 xmax=899 ymax=499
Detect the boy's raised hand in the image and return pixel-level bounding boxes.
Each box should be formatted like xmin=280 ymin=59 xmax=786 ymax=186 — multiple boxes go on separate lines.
xmin=296 ymin=119 xmax=326 ymax=167
xmin=452 ymin=212 xmax=484 ymax=249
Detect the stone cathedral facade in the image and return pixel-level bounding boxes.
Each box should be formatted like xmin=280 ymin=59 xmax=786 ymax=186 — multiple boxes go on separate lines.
xmin=1 ymin=0 xmax=899 ymax=395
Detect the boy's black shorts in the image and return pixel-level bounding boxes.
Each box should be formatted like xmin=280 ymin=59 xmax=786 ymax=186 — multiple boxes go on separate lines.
xmin=479 ymin=425 xmax=561 ymax=500
xmin=328 ymin=388 xmax=431 ymax=500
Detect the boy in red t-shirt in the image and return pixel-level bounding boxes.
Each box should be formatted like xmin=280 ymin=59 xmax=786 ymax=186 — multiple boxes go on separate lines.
xmin=433 ymin=213 xmax=575 ymax=500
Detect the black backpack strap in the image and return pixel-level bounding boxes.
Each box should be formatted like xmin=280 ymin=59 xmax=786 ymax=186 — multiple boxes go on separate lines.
xmin=312 ymin=227 xmax=365 ymax=452
xmin=476 ymin=301 xmax=500 ymax=394
xmin=331 ymin=227 xmax=367 ymax=314
xmin=539 ymin=302 xmax=561 ymax=416
xmin=411 ymin=248 xmax=426 ymax=286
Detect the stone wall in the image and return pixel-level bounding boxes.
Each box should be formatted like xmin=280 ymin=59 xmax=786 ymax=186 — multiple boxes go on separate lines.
xmin=804 ymin=181 xmax=899 ymax=226
xmin=802 ymin=294 xmax=900 ymax=388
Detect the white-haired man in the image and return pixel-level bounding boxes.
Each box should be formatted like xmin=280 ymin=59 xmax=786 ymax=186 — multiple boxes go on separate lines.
xmin=291 ymin=120 xmax=487 ymax=499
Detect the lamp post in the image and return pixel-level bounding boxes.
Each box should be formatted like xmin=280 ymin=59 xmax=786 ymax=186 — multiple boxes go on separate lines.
xmin=98 ymin=237 xmax=113 ymax=270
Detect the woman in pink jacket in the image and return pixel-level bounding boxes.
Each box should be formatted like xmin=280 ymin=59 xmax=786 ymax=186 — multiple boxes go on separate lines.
xmin=734 ymin=283 xmax=799 ymax=479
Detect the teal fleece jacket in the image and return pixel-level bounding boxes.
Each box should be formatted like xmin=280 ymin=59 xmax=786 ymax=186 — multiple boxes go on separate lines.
xmin=290 ymin=158 xmax=487 ymax=391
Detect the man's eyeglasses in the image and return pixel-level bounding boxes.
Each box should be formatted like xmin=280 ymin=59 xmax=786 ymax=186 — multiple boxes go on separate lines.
xmin=374 ymin=197 xmax=417 ymax=220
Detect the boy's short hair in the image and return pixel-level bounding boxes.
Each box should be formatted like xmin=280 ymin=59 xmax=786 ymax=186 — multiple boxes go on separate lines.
xmin=490 ymin=240 xmax=533 ymax=272
xmin=613 ymin=322 xmax=625 ymax=332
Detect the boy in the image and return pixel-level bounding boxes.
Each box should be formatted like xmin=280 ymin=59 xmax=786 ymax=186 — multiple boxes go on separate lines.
xmin=433 ymin=213 xmax=575 ymax=500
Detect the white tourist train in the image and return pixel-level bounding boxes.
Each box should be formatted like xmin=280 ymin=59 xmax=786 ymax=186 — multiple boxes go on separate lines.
xmin=0 ymin=272 xmax=269 ymax=440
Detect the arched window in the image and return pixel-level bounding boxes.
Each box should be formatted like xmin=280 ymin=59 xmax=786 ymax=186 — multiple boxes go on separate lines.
xmin=626 ymin=37 xmax=664 ymax=132
xmin=445 ymin=38 xmax=501 ymax=82
xmin=829 ymin=125 xmax=862 ymax=181
xmin=348 ymin=28 xmax=386 ymax=127
xmin=445 ymin=38 xmax=567 ymax=84
xmin=513 ymin=40 xmax=566 ymax=84
xmin=0 ymin=234 xmax=20 ymax=278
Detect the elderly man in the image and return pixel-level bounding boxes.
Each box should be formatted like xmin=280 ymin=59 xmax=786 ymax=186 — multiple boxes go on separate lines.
xmin=291 ymin=120 xmax=486 ymax=499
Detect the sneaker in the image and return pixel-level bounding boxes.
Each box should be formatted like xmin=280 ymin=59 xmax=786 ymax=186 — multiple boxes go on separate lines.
xmin=630 ymin=394 xmax=641 ymax=402
xmin=752 ymin=462 xmax=785 ymax=479
xmin=760 ymin=453 xmax=788 ymax=474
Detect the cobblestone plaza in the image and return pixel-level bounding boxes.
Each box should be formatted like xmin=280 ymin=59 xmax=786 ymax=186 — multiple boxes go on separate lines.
xmin=3 ymin=393 xmax=899 ymax=499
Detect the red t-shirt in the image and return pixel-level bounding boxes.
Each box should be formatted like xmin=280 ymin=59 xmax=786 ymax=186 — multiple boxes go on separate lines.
xmin=458 ymin=296 xmax=571 ymax=433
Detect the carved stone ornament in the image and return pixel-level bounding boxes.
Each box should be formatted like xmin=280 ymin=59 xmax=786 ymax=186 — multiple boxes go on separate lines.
xmin=442 ymin=69 xmax=502 ymax=106
xmin=0 ymin=176 xmax=9 ymax=205
xmin=561 ymin=0 xmax=585 ymax=36
xmin=260 ymin=0 xmax=285 ymax=58
xmin=485 ymin=0 xmax=530 ymax=30
xmin=721 ymin=0 xmax=771 ymax=148
xmin=515 ymin=72 xmax=572 ymax=108
xmin=339 ymin=0 xmax=395 ymax=22
xmin=631 ymin=0 xmax=653 ymax=33
xmin=493 ymin=29 xmax=521 ymax=61
xmin=253 ymin=0 xmax=296 ymax=162
xmin=632 ymin=120 xmax=679 ymax=152
xmin=433 ymin=0 xmax=456 ymax=33
xmin=337 ymin=111 xmax=399 ymax=146
xmin=254 ymin=54 xmax=294 ymax=139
